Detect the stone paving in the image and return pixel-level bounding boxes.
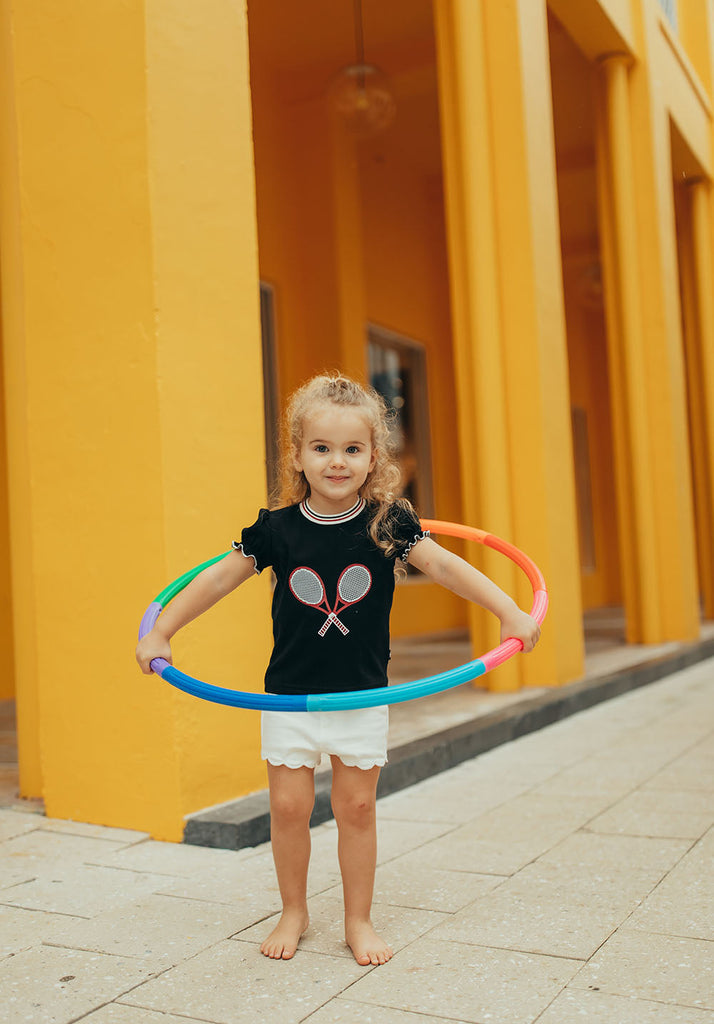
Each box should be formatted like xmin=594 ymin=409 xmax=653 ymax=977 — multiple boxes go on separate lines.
xmin=1 ymin=659 xmax=713 ymax=1023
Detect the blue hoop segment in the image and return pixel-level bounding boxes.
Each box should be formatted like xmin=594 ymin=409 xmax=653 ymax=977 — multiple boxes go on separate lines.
xmin=138 ymin=519 xmax=548 ymax=710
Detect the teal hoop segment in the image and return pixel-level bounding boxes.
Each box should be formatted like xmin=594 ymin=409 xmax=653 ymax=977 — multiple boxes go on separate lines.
xmin=138 ymin=519 xmax=548 ymax=711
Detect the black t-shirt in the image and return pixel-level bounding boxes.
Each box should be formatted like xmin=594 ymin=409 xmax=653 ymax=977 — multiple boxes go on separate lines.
xmin=233 ymin=498 xmax=428 ymax=695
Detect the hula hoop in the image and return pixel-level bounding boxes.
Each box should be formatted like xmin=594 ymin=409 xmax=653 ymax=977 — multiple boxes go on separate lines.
xmin=138 ymin=520 xmax=548 ymax=711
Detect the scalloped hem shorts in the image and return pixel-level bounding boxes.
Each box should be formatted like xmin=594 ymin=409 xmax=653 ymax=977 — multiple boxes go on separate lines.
xmin=261 ymin=706 xmax=389 ymax=771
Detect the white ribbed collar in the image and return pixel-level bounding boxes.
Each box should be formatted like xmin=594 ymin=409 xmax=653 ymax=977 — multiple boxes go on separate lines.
xmin=299 ymin=497 xmax=366 ymax=525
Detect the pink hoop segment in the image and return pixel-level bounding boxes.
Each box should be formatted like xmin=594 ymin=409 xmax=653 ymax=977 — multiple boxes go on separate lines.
xmin=421 ymin=520 xmax=549 ymax=673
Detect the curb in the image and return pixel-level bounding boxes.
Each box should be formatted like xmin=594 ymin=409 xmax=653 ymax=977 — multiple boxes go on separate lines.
xmin=183 ymin=635 xmax=714 ymax=850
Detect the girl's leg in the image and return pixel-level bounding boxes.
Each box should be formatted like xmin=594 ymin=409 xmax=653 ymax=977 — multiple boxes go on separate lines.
xmin=330 ymin=757 xmax=393 ymax=966
xmin=262 ymin=763 xmax=315 ymax=960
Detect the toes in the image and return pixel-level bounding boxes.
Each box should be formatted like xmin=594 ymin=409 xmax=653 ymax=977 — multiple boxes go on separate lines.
xmin=262 ymin=943 xmax=286 ymax=959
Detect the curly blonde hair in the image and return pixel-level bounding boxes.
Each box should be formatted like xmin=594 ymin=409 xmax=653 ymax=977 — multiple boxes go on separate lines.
xmin=272 ymin=373 xmax=414 ymax=559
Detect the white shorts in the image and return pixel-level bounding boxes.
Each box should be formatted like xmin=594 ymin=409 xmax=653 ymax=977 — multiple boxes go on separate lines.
xmin=261 ymin=706 xmax=389 ymax=771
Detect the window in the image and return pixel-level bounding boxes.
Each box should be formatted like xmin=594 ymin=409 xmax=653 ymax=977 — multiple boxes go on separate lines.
xmin=368 ymin=325 xmax=434 ymax=517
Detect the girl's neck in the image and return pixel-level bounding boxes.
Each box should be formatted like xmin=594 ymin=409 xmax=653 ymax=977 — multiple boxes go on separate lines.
xmin=301 ymin=495 xmax=365 ymax=522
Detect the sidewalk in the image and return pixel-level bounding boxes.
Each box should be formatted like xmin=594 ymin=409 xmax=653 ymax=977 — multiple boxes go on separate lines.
xmin=1 ymin=658 xmax=713 ymax=1023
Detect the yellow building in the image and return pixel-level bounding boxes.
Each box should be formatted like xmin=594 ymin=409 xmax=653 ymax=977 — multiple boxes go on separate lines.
xmin=1 ymin=0 xmax=712 ymax=840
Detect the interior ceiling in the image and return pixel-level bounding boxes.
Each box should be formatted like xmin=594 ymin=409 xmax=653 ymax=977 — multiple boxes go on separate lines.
xmin=248 ymin=0 xmax=441 ymax=177
xmin=547 ymin=12 xmax=600 ymax=253
xmin=246 ymin=3 xmax=603 ymax=217
xmin=247 ymin=0 xmax=436 ymax=79
xmin=547 ymin=12 xmax=596 ymax=167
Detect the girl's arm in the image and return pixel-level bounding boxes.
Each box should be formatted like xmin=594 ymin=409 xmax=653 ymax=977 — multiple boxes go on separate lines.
xmin=135 ymin=548 xmax=258 ymax=673
xmin=406 ymin=538 xmax=541 ymax=652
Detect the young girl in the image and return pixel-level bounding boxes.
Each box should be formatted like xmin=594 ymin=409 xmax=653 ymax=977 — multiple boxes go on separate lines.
xmin=136 ymin=373 xmax=540 ymax=967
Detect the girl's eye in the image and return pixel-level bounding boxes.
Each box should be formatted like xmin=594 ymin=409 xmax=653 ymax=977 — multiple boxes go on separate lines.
xmin=346 ymin=446 xmax=360 ymax=454
xmin=314 ymin=445 xmax=328 ymax=453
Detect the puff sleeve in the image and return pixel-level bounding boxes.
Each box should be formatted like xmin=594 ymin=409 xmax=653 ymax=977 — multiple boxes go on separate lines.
xmin=232 ymin=508 xmax=273 ymax=573
xmin=388 ymin=501 xmax=430 ymax=563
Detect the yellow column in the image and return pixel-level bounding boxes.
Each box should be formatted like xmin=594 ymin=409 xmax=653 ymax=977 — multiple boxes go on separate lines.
xmin=434 ymin=0 xmax=518 ymax=690
xmin=435 ymin=0 xmax=583 ymax=688
xmin=687 ymin=179 xmax=714 ymax=616
xmin=0 ymin=1 xmax=270 ymax=838
xmin=597 ymin=55 xmax=661 ymax=643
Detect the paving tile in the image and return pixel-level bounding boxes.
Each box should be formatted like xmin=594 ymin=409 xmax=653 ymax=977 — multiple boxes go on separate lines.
xmin=234 ymin=891 xmax=446 ymax=958
xmin=532 ymin=756 xmax=658 ymax=800
xmin=428 ymin=876 xmax=645 ymax=960
xmin=1 ymin=829 xmax=130 ymax=867
xmin=0 ymin=944 xmax=158 ymax=1024
xmin=0 ymin=904 xmax=81 ymax=958
xmin=119 ymin=938 xmax=364 ymax=1023
xmin=489 ymin=713 xmax=637 ymax=766
xmin=572 ymin=930 xmax=714 ymax=1010
xmin=0 ymin=809 xmax=44 ymax=842
xmin=625 ymin=832 xmax=714 ymax=941
xmin=314 ymin=817 xmax=453 ymax=867
xmin=406 ymin=794 xmax=595 ymax=875
xmin=504 ymin=855 xmax=676 ymax=900
xmin=73 ymin=1005 xmax=212 ymax=1024
xmin=454 ymin=747 xmax=563 ymax=785
xmin=587 ymin=788 xmax=714 ymax=840
xmin=375 ymin=817 xmax=455 ymax=860
xmin=158 ymin=851 xmax=285 ymax=911
xmin=0 ymin=863 xmax=181 ymax=918
xmin=537 ymin=987 xmax=714 ymax=1023
xmin=373 ymin=854 xmax=504 ymax=912
xmin=346 ymin=936 xmax=581 ymax=1024
xmin=627 ymin=887 xmax=714 ymax=943
xmin=377 ymin=769 xmax=529 ymax=825
xmin=47 ymin=893 xmax=253 ymax=968
xmin=643 ymin=739 xmax=714 ymax=794
xmin=302 ymin=997 xmax=472 ymax=1024
xmin=0 ymin=864 xmax=36 ymax=892
xmin=89 ymin=838 xmax=253 ymax=877
xmin=537 ymin=831 xmax=691 ymax=878
xmin=38 ymin=819 xmax=150 ymax=845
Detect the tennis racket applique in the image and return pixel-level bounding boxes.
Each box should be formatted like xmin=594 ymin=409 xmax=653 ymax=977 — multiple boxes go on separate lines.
xmin=288 ymin=564 xmax=372 ymax=637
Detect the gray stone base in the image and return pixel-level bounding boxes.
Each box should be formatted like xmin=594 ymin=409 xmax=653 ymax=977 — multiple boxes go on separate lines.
xmin=183 ymin=634 xmax=714 ymax=850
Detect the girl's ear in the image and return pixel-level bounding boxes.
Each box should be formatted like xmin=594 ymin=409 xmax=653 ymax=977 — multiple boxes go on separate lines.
xmin=292 ymin=447 xmax=303 ymax=472
xmin=368 ymin=447 xmax=378 ymax=472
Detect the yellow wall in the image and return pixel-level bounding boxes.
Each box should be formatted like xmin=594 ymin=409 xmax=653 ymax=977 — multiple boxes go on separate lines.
xmin=1 ymin=1 xmax=271 ymax=838
xmin=2 ymin=0 xmax=714 ymax=839
xmin=0 ymin=311 xmax=13 ymax=699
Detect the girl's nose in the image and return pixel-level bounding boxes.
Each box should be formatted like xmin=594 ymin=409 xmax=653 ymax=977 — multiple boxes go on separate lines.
xmin=330 ymin=451 xmax=346 ymax=468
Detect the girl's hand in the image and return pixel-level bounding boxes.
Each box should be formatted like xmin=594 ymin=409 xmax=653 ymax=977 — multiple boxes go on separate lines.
xmin=499 ymin=609 xmax=541 ymax=653
xmin=136 ymin=629 xmax=172 ymax=674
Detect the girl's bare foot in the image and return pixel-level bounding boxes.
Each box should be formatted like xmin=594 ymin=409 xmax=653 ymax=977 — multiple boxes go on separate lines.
xmin=345 ymin=918 xmax=393 ymax=966
xmin=260 ymin=908 xmax=309 ymax=960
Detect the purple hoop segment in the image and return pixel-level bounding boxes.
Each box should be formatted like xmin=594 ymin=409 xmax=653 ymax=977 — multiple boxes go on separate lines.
xmin=138 ymin=519 xmax=548 ymax=711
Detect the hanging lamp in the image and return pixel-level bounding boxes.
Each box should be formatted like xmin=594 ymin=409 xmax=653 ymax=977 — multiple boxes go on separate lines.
xmin=328 ymin=0 xmax=396 ymax=136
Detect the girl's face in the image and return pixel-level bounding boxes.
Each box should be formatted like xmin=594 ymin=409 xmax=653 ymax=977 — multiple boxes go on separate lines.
xmin=293 ymin=404 xmax=377 ymax=514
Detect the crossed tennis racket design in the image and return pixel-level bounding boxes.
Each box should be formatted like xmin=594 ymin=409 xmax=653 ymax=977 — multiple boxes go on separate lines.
xmin=288 ymin=564 xmax=372 ymax=636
